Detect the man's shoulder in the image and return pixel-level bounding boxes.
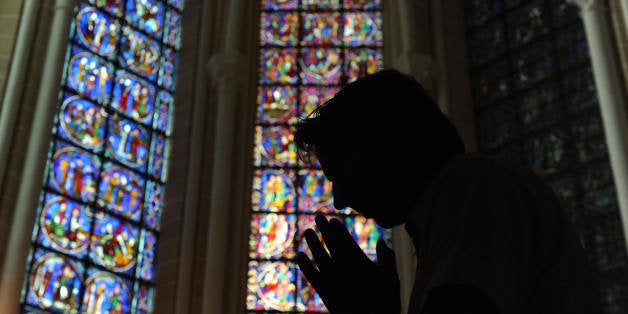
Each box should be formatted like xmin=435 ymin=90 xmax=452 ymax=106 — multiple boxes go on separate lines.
xmin=444 ymin=153 xmax=526 ymax=179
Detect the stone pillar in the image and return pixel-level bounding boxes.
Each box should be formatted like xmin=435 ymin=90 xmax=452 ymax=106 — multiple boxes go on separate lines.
xmin=568 ymin=0 xmax=628 ymax=251
xmin=200 ymin=52 xmax=247 ymax=314
xmin=0 ymin=0 xmax=76 ymax=312
xmin=0 ymin=0 xmax=41 ymax=193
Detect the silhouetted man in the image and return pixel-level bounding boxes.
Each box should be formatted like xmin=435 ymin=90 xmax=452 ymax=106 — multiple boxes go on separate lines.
xmin=294 ymin=69 xmax=602 ymax=314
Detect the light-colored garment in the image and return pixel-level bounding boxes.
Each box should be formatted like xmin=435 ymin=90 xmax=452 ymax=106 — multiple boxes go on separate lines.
xmin=405 ymin=154 xmax=602 ymax=314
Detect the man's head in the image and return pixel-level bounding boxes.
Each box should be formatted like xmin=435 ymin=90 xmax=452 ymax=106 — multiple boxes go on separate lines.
xmin=294 ymin=69 xmax=465 ymax=228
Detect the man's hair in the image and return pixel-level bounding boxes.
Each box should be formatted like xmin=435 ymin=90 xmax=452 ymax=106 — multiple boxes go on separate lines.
xmin=294 ymin=68 xmax=465 ymax=163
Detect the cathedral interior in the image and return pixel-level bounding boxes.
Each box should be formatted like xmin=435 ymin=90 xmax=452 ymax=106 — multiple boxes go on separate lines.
xmin=0 ymin=0 xmax=627 ymax=313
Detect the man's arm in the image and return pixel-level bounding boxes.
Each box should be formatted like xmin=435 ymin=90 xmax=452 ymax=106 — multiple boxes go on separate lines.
xmin=421 ymin=284 xmax=501 ymax=314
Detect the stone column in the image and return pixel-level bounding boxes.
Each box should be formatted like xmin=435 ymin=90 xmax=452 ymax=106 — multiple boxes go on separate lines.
xmin=0 ymin=0 xmax=42 ymax=192
xmin=0 ymin=0 xmax=76 ymax=312
xmin=200 ymin=52 xmax=247 ymax=314
xmin=568 ymin=0 xmax=628 ymax=250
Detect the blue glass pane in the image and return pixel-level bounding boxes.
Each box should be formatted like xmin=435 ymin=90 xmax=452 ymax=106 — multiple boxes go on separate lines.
xmin=119 ymin=26 xmax=160 ymax=80
xmin=149 ymin=133 xmax=168 ymax=181
xmin=111 ymin=70 xmax=156 ymax=124
xmin=56 ymin=94 xmax=106 ymax=151
xmin=89 ymin=211 xmax=140 ymax=274
xmin=138 ymin=229 xmax=157 ymax=282
xmin=96 ymin=163 xmax=145 ymax=220
xmin=37 ymin=194 xmax=91 ymax=258
xmin=47 ymin=142 xmax=100 ymax=202
xmin=252 ymin=169 xmax=297 ymax=213
xmin=159 ymin=47 xmax=178 ymax=90
xmin=106 ymin=115 xmax=151 ymax=171
xmin=125 ymin=0 xmax=165 ymax=39
xmin=25 ymin=249 xmax=83 ymax=312
xmin=154 ymin=90 xmax=173 ymax=134
xmin=144 ymin=180 xmax=163 ymax=230
xmin=82 ymin=269 xmax=132 ymax=313
xmin=164 ymin=9 xmax=182 ymax=49
xmin=464 ymin=0 xmax=503 ymax=27
xmin=134 ymin=283 xmax=155 ymax=314
xmin=66 ymin=46 xmax=114 ymax=104
xmin=74 ymin=4 xmax=119 ymax=56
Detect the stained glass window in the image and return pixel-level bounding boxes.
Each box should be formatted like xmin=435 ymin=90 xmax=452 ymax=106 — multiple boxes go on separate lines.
xmin=20 ymin=0 xmax=182 ymax=312
xmin=247 ymin=1 xmax=387 ymax=312
xmin=464 ymin=1 xmax=628 ymax=313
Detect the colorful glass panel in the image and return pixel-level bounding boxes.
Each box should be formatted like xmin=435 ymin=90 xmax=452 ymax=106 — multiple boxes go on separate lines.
xmin=134 ymin=284 xmax=155 ymax=313
xmin=149 ymin=133 xmax=168 ymax=181
xmin=97 ymin=163 xmax=145 ymax=220
xmin=297 ymin=170 xmax=333 ymax=214
xmin=106 ymin=115 xmax=151 ymax=171
xmin=88 ymin=0 xmax=123 ymax=16
xmin=344 ymin=216 xmax=386 ymax=261
xmin=74 ymin=4 xmax=119 ymax=57
xmin=301 ymin=0 xmax=340 ymax=10
xmin=252 ymin=169 xmax=297 ymax=213
xmin=57 ymin=94 xmax=106 ymax=150
xmin=82 ymin=269 xmax=132 ymax=313
xmin=300 ymin=47 xmax=342 ymax=85
xmin=505 ymin=0 xmax=548 ymax=48
xmin=37 ymin=194 xmax=91 ymax=257
xmin=138 ymin=229 xmax=157 ymax=282
xmin=249 ymin=2 xmax=387 ymax=312
xmin=261 ymin=12 xmax=299 ymax=46
xmin=248 ymin=213 xmax=297 ymax=259
xmin=164 ymin=9 xmax=182 ymax=49
xmin=25 ymin=249 xmax=83 ymax=312
xmin=24 ymin=1 xmax=181 ymax=311
xmin=262 ymin=0 xmax=298 ymax=10
xmin=119 ymin=26 xmax=160 ymax=80
xmin=144 ymin=180 xmax=164 ymax=230
xmin=154 ymin=90 xmax=173 ymax=134
xmin=301 ymin=13 xmax=342 ymax=46
xmin=66 ymin=46 xmax=113 ymax=104
xmin=298 ymin=87 xmax=338 ymax=119
xmin=258 ymin=86 xmax=298 ymax=124
xmin=48 ymin=142 xmax=100 ymax=202
xmin=159 ymin=47 xmax=178 ymax=90
xmin=344 ymin=48 xmax=383 ymax=83
xmin=125 ymin=0 xmax=165 ymax=39
xmin=111 ymin=70 xmax=155 ymax=123
xmin=254 ymin=126 xmax=297 ymax=167
xmin=296 ymin=270 xmax=327 ymax=312
xmin=260 ymin=48 xmax=298 ymax=84
xmin=343 ymin=0 xmax=381 ymax=10
xmin=343 ymin=13 xmax=382 ymax=47
xmin=89 ymin=211 xmax=139 ymax=273
xmin=246 ymin=261 xmax=297 ymax=311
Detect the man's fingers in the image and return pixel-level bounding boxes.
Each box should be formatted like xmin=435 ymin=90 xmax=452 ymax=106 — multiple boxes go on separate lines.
xmin=328 ymin=218 xmax=365 ymax=259
xmin=296 ymin=252 xmax=323 ymax=289
xmin=304 ymin=228 xmax=332 ymax=270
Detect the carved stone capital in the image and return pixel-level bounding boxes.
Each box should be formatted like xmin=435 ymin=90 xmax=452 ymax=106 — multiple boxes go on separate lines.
xmin=207 ymin=51 xmax=248 ymax=92
xmin=566 ymin=0 xmax=602 ymax=12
